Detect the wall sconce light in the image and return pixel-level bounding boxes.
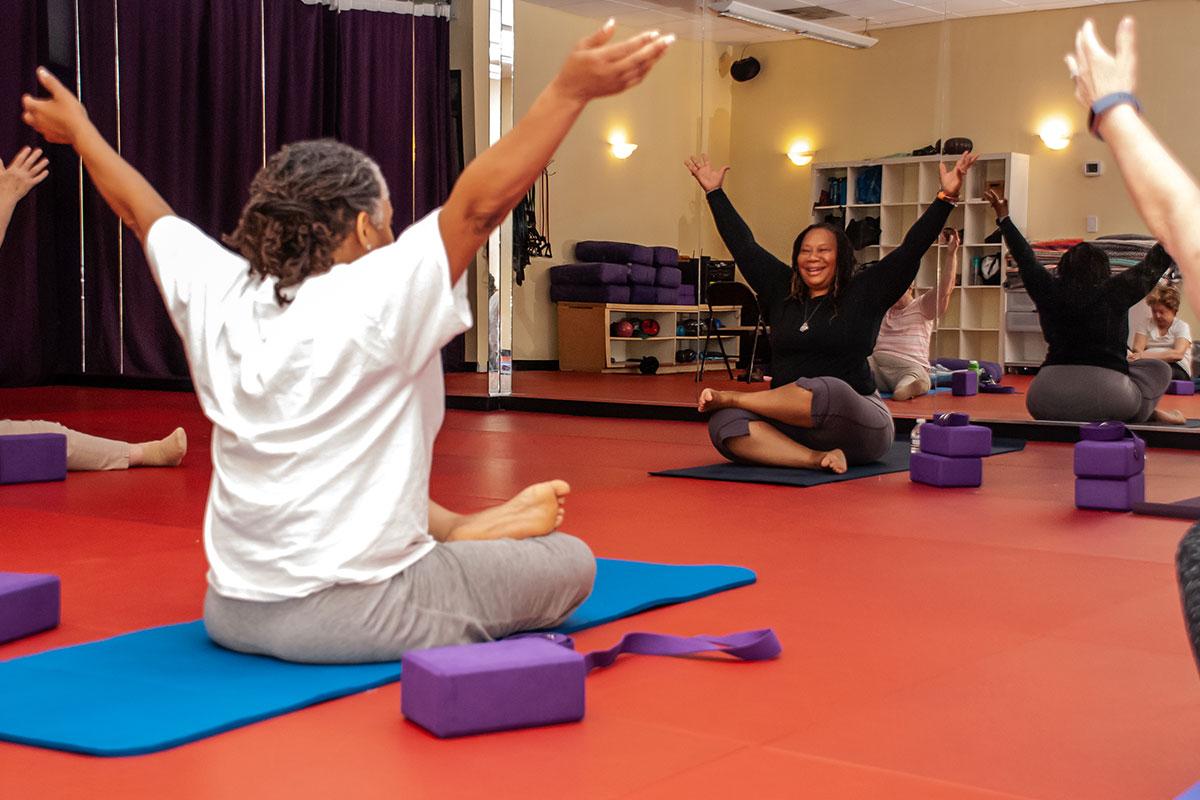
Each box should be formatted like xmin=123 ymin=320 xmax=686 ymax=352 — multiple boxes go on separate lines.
xmin=610 ymin=141 xmax=638 ymax=159
xmin=787 ymin=140 xmax=814 ymax=166
xmin=1038 ymin=118 xmax=1071 ymax=151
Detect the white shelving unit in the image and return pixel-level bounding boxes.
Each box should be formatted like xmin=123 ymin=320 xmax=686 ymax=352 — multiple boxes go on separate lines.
xmin=811 ymin=153 xmax=1030 ymax=369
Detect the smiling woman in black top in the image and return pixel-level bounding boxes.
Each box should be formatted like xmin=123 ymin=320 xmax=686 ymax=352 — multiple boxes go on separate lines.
xmin=986 ymin=189 xmax=1182 ymax=424
xmin=685 ymin=151 xmax=977 ymax=473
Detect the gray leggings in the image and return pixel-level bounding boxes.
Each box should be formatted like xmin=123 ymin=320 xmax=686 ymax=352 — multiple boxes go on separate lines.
xmin=708 ymin=376 xmax=895 ymax=466
xmin=1026 ymin=361 xmax=1172 ymax=423
xmin=203 ymin=533 xmax=595 ymax=664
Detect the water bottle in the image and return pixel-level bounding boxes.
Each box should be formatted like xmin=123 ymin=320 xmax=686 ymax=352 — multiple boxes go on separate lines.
xmin=910 ymin=418 xmax=926 ymax=453
xmin=968 ymin=360 xmax=981 ymax=375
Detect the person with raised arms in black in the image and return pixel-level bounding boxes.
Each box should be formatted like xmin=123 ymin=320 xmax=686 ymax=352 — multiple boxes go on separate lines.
xmin=686 ymin=150 xmax=976 ymax=473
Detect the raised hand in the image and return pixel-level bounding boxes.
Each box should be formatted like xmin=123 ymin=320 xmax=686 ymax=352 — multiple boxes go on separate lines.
xmin=983 ymin=188 xmax=1009 ymax=220
xmin=22 ymin=67 xmax=91 ymax=146
xmin=0 ymin=146 xmax=49 ymax=203
xmin=1065 ymin=18 xmax=1136 ymax=110
xmin=938 ymin=151 xmax=977 ymax=198
xmin=940 ymin=226 xmax=960 ymax=252
xmin=684 ymin=153 xmax=730 ymax=193
xmin=551 ymin=20 xmax=674 ymax=104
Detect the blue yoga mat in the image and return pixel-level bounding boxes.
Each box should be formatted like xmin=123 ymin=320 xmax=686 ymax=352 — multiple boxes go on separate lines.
xmin=0 ymin=558 xmax=754 ymax=756
xmin=1177 ymin=781 xmax=1200 ymax=800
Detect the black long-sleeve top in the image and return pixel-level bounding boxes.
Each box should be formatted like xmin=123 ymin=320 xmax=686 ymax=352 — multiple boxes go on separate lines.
xmin=706 ymin=188 xmax=953 ymax=394
xmin=999 ymin=217 xmax=1172 ymax=375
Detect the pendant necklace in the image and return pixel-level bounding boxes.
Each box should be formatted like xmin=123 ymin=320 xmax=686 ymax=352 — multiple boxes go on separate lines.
xmin=799 ymin=295 xmax=824 ymax=333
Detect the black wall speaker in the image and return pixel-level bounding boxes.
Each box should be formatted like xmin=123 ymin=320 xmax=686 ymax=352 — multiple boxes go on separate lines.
xmin=730 ymin=57 xmax=760 ymax=82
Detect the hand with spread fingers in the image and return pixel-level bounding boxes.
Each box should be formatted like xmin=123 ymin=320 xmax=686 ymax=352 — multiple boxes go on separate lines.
xmin=984 ymin=188 xmax=1008 ymax=221
xmin=0 ymin=146 xmax=49 ymax=204
xmin=938 ymin=151 xmax=977 ymax=198
xmin=684 ymin=154 xmax=730 ymax=193
xmin=1064 ymin=17 xmax=1136 ymax=110
xmin=21 ymin=67 xmax=91 ymax=146
xmin=551 ymin=21 xmax=674 ymax=103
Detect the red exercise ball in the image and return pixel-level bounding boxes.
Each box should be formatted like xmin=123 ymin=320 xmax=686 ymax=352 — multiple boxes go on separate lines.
xmin=613 ymin=320 xmax=635 ymax=338
xmin=640 ymin=319 xmax=661 ymax=337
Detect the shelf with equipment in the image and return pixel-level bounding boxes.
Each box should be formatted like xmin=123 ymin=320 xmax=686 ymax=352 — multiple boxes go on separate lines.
xmin=557 ymin=302 xmax=743 ymax=374
xmin=811 ymin=152 xmax=1029 ymax=369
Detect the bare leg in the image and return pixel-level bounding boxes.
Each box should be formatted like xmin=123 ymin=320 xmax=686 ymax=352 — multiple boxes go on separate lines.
xmin=698 ymin=384 xmax=815 ymax=427
xmin=432 ymin=481 xmax=571 ymax=542
xmin=725 ymin=421 xmax=847 ymax=474
xmin=129 ymin=428 xmax=188 ymax=467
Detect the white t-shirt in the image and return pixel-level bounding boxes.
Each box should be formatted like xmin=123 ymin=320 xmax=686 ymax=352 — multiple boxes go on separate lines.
xmin=874 ymin=296 xmax=935 ymax=370
xmin=1142 ymin=317 xmax=1193 ymax=376
xmin=145 ymin=210 xmax=472 ymax=601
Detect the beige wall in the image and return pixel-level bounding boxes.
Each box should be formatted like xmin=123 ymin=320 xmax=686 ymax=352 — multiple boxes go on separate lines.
xmin=476 ymin=0 xmax=1200 ymax=361
xmin=511 ymin=2 xmax=732 ymax=360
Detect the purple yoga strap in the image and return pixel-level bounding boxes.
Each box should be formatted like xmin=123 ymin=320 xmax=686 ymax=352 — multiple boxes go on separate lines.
xmin=514 ymin=629 xmax=782 ymax=672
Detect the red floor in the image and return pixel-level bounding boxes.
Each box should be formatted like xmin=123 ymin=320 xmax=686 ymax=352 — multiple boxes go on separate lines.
xmin=446 ymin=370 xmax=1200 ymax=425
xmin=2 ymin=386 xmax=1200 ymax=799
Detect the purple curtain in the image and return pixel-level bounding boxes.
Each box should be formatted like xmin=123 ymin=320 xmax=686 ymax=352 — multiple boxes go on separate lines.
xmin=336 ymin=9 xmax=417 ymax=227
xmin=113 ymin=0 xmax=264 ymax=379
xmin=1 ymin=0 xmax=455 ymax=384
xmin=0 ymin=4 xmax=50 ymax=385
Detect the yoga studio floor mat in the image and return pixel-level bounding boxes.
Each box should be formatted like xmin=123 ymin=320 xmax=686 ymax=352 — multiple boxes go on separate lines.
xmin=1133 ymin=496 xmax=1200 ymax=520
xmin=0 ymin=558 xmax=755 ymax=757
xmin=650 ymin=438 xmax=1026 ymax=487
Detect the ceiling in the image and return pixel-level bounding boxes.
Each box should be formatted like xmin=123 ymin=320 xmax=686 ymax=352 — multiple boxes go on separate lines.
xmin=522 ymin=0 xmax=1144 ymax=42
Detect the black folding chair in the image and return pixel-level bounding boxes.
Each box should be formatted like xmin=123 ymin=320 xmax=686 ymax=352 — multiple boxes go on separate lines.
xmin=695 ymin=281 xmax=767 ymax=382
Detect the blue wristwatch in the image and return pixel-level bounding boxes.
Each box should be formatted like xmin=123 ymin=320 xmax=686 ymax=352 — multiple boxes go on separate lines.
xmin=1088 ymin=92 xmax=1142 ymax=140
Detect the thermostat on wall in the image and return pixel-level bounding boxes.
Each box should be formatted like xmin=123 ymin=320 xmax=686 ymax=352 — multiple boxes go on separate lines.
xmin=1083 ymin=160 xmax=1104 ymax=177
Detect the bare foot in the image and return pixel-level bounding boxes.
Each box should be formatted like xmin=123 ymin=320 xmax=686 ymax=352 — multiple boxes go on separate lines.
xmin=451 ymin=480 xmax=571 ymax=541
xmin=698 ymin=388 xmax=737 ymax=414
xmin=891 ymin=377 xmax=924 ymax=402
xmin=131 ymin=427 xmax=187 ymax=467
xmin=817 ymin=449 xmax=847 ymax=474
xmin=1154 ymin=408 xmax=1187 ymax=425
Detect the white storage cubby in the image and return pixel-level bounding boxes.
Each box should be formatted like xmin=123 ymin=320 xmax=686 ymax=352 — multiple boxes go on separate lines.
xmin=812 ymin=152 xmax=1030 ymax=370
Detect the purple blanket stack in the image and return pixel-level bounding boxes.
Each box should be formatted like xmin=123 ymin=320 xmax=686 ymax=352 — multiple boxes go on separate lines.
xmin=550 ymin=241 xmax=684 ymax=305
xmin=1074 ymin=422 xmax=1145 ymax=511
xmin=909 ymin=412 xmax=991 ymax=488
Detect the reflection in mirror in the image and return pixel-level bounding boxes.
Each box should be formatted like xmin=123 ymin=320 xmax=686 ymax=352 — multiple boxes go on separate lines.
xmin=487 ymin=0 xmax=514 ymax=396
xmin=482 ymin=0 xmax=1200 ymax=439
xmin=924 ymin=0 xmax=1198 ymax=433
xmin=508 ymin=1 xmax=708 ymax=392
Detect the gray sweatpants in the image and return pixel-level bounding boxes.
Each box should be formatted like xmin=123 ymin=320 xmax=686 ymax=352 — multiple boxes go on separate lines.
xmin=203 ymin=532 xmax=595 ymax=664
xmin=0 ymin=419 xmax=130 ymax=470
xmin=1026 ymin=361 xmax=1172 ymax=423
xmin=708 ymin=376 xmax=895 ymax=466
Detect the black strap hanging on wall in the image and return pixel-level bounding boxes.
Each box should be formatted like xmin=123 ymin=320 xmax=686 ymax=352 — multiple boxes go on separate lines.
xmin=513 ymin=166 xmax=553 ymax=286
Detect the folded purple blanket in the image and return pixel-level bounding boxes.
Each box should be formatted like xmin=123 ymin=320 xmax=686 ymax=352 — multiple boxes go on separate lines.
xmin=549 ymin=263 xmax=630 ymax=286
xmin=575 ymin=240 xmax=655 ymax=266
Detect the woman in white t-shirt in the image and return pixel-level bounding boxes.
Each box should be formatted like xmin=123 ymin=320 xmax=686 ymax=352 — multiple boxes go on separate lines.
xmin=21 ymin=23 xmax=673 ymax=663
xmin=1131 ymin=284 xmax=1193 ymax=382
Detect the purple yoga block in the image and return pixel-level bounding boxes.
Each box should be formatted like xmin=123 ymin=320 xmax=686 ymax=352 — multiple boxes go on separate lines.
xmin=402 ymin=637 xmax=586 ymax=738
xmin=1073 ymin=438 xmax=1145 ymax=479
xmin=1075 ymin=473 xmax=1145 ymax=511
xmin=0 ymin=434 xmax=68 ymax=485
xmin=909 ymin=451 xmax=982 ymax=487
xmin=677 ymin=285 xmax=697 ymax=305
xmin=951 ymin=370 xmax=978 ymax=396
xmin=1167 ymin=380 xmax=1196 ymax=396
xmin=920 ymin=423 xmax=992 ymax=458
xmin=0 ymin=572 xmax=61 ymax=644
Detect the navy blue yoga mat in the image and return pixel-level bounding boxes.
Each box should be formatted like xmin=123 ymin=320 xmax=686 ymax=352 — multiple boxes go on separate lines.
xmin=650 ymin=438 xmax=1026 ymax=487
xmin=0 ymin=558 xmax=755 ymax=756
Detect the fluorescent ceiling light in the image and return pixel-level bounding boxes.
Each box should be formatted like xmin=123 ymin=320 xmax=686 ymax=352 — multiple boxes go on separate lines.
xmin=711 ymin=0 xmax=878 ymax=49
